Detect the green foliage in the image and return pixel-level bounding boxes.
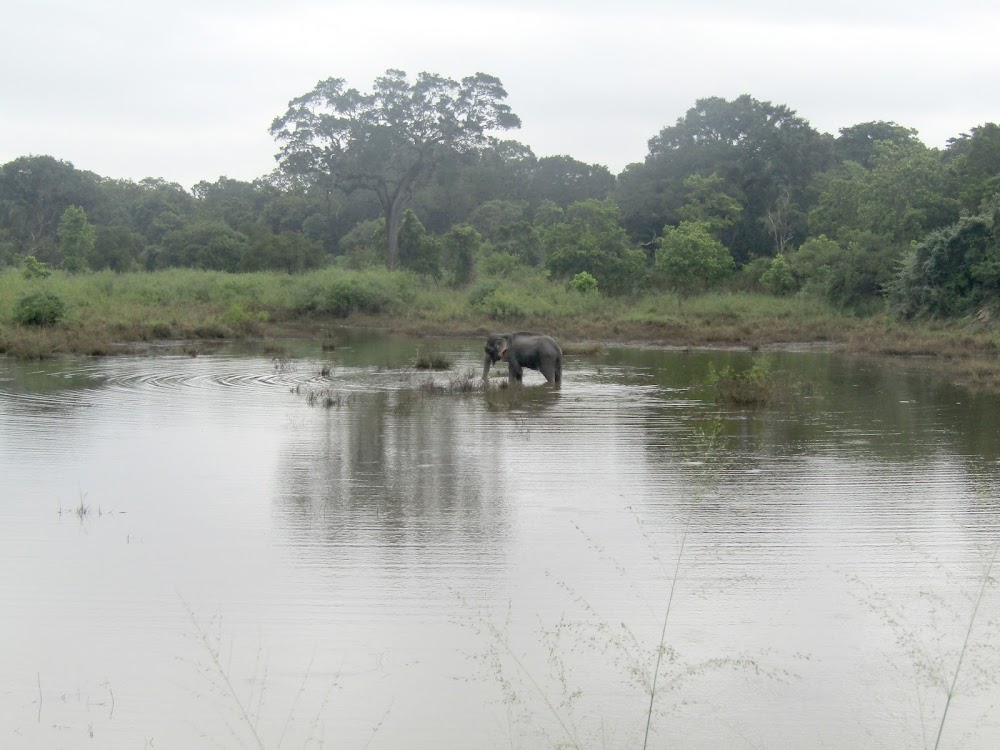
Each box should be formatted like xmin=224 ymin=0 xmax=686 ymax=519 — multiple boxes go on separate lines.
xmin=397 ymin=210 xmax=441 ymax=277
xmin=239 ymin=230 xmax=324 ymax=273
xmin=20 ymin=255 xmax=52 ymax=279
xmin=291 ymin=269 xmax=408 ymax=318
xmin=221 ymin=304 xmax=268 ymax=336
xmin=759 ymin=254 xmax=796 ymax=295
xmin=440 ymin=224 xmax=480 ymax=287
xmin=789 ymin=232 xmax=898 ymax=308
xmin=677 ymin=172 xmax=742 ymax=235
xmin=891 ymin=211 xmax=1000 ymax=318
xmin=528 ymin=155 xmax=615 ymax=206
xmin=945 ymin=123 xmax=1000 ymax=213
xmin=13 ymin=290 xmax=67 ymax=326
xmin=468 ymin=199 xmax=528 ymax=239
xmin=158 ymin=220 xmax=249 ymax=272
xmin=477 ymin=251 xmax=525 ymax=277
xmin=810 ymin=141 xmax=959 ymax=247
xmin=93 ymin=225 xmax=142 ymax=271
xmin=338 ymin=218 xmax=387 ymax=268
xmin=270 ymin=69 xmax=520 ymax=269
xmin=704 ymin=357 xmax=779 ymax=406
xmin=628 ymin=94 xmax=833 ymax=261
xmin=569 ymin=271 xmax=598 ymax=293
xmin=473 ymin=287 xmax=527 ymax=321
xmin=655 ymin=221 xmax=734 ymax=297
xmin=58 ymin=205 xmax=96 ymax=272
xmin=835 ymin=121 xmax=920 ymax=167
xmin=543 ymin=199 xmax=645 ymax=294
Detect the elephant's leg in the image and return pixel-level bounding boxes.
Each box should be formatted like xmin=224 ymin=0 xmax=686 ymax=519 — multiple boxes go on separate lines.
xmin=554 ymin=356 xmax=562 ymax=383
xmin=508 ymin=359 xmax=524 ymax=383
xmin=539 ymin=359 xmax=556 ymax=383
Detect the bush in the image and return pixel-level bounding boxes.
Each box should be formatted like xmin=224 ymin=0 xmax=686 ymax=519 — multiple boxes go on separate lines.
xmin=13 ymin=291 xmax=67 ymax=326
xmin=570 ymin=271 xmax=598 ymax=293
xmin=760 ymin=255 xmax=796 ymax=295
xmin=291 ymin=270 xmax=404 ymax=318
xmin=704 ymin=357 xmax=778 ymax=406
xmin=20 ymin=255 xmax=52 ymax=279
xmin=476 ymin=289 xmax=526 ymax=321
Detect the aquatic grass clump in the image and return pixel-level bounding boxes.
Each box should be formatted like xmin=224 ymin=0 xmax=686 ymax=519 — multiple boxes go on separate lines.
xmin=304 ymin=388 xmax=349 ymax=408
xmin=418 ymin=368 xmax=482 ymax=394
xmin=704 ymin=357 xmax=781 ymax=406
xmin=414 ymin=350 xmax=453 ymax=370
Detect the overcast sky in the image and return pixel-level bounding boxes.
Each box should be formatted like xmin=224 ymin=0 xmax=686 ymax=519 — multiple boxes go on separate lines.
xmin=3 ymin=0 xmax=998 ymax=188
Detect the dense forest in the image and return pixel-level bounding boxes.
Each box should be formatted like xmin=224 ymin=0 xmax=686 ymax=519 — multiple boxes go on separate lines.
xmin=2 ymin=70 xmax=1000 ymax=320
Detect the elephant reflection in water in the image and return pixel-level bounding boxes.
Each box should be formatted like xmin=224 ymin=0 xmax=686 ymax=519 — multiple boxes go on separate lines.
xmin=483 ymin=332 xmax=562 ymax=384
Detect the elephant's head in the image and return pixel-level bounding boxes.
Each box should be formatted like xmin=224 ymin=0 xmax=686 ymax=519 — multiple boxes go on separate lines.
xmin=483 ymin=333 xmax=509 ymax=378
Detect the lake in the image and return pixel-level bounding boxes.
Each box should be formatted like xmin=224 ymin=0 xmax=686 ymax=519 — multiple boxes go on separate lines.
xmin=2 ymin=331 xmax=999 ymax=750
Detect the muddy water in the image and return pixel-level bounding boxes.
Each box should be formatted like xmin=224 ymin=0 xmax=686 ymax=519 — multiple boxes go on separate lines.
xmin=2 ymin=332 xmax=999 ymax=749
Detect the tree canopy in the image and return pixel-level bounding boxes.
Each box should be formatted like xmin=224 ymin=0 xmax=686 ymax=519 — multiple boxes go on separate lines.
xmin=269 ymin=69 xmax=521 ymax=269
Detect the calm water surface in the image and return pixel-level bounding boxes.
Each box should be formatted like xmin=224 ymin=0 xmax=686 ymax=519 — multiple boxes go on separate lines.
xmin=2 ymin=332 xmax=999 ymax=750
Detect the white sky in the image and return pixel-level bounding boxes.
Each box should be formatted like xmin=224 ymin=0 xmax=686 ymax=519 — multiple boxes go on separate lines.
xmin=3 ymin=0 xmax=998 ymax=189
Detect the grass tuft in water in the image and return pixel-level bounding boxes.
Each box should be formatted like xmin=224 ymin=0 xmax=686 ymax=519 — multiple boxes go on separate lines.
xmin=703 ymin=356 xmax=782 ymax=407
xmin=414 ymin=350 xmax=453 ymax=370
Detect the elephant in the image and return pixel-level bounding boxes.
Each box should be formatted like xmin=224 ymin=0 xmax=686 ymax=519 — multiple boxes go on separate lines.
xmin=483 ymin=332 xmax=562 ymax=384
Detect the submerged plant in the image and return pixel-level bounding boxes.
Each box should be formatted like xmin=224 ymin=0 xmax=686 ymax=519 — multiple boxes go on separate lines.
xmin=704 ymin=356 xmax=780 ymax=406
xmin=414 ymin=350 xmax=453 ymax=370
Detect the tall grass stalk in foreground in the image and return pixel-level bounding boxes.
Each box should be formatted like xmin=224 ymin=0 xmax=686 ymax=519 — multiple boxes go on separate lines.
xmin=463 ymin=418 xmax=790 ymax=749
xmin=180 ymin=597 xmax=343 ymax=750
xmin=933 ymin=539 xmax=1000 ymax=750
xmin=642 ymin=522 xmax=688 ymax=750
xmin=182 ymin=599 xmax=267 ymax=750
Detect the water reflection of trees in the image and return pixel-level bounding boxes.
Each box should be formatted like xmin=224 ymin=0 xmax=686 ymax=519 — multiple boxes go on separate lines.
xmin=274 ymin=390 xmax=510 ymax=565
xmin=614 ymin=348 xmax=1000 ymax=465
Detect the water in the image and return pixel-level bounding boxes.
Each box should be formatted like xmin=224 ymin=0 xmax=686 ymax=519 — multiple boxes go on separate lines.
xmin=2 ymin=332 xmax=999 ymax=749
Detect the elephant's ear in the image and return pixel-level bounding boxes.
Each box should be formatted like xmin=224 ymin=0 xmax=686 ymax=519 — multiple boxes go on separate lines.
xmin=497 ymin=340 xmax=509 ymax=359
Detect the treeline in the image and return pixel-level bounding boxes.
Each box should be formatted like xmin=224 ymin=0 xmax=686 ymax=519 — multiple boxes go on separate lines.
xmin=2 ymin=90 xmax=1000 ymax=320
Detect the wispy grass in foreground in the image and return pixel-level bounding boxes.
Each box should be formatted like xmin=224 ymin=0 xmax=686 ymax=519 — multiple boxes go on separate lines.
xmin=459 ymin=420 xmax=794 ymax=749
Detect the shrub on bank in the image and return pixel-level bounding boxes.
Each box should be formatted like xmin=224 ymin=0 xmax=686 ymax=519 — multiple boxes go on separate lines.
xmin=13 ymin=290 xmax=67 ymax=326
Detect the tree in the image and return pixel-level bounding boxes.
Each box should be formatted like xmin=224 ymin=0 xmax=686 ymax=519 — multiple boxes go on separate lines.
xmin=655 ymin=221 xmax=734 ymax=300
xmin=763 ymin=186 xmax=795 ymax=255
xmin=57 ymin=205 xmax=96 ymax=272
xmin=835 ymin=121 xmax=919 ymax=167
xmin=440 ymin=224 xmax=481 ymax=286
xmin=632 ymin=95 xmax=833 ymax=261
xmin=396 ymin=210 xmax=440 ymax=277
xmin=891 ymin=210 xmax=1000 ymax=318
xmin=677 ymin=172 xmax=742 ymax=237
xmin=157 ymin=220 xmax=248 ymax=271
xmin=945 ymin=123 xmax=1000 ymax=213
xmin=810 ymin=141 xmax=959 ymax=246
xmin=0 ymin=156 xmax=102 ymax=262
xmin=528 ymin=155 xmax=615 ymax=207
xmin=270 ymin=69 xmax=520 ymax=269
xmin=542 ymin=199 xmax=646 ymax=294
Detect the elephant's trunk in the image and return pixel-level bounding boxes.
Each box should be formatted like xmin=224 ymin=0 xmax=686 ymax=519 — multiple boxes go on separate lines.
xmin=483 ymin=353 xmax=492 ymax=380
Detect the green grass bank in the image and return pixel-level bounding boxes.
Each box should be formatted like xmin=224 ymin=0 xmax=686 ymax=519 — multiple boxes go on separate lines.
xmin=2 ymin=267 xmax=999 ymax=388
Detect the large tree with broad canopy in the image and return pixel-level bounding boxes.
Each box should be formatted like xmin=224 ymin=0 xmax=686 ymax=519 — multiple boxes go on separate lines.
xmin=270 ymin=69 xmax=520 ymax=269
